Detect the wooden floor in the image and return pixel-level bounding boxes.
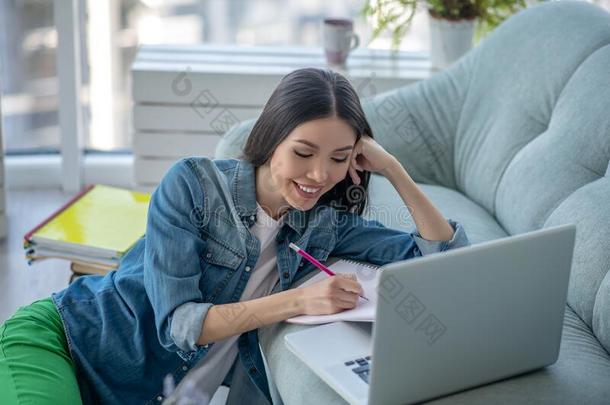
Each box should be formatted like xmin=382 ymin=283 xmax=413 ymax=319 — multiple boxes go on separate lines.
xmin=0 ymin=187 xmax=74 ymax=323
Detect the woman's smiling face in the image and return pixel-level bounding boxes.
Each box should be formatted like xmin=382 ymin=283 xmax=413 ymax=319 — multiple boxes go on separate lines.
xmin=259 ymin=116 xmax=357 ymax=216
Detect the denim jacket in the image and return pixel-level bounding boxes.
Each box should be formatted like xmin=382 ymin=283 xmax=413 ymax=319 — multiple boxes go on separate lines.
xmin=52 ymin=157 xmax=469 ymax=404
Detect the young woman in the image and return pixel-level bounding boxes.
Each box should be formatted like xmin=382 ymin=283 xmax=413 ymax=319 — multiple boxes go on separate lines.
xmin=0 ymin=68 xmax=469 ymax=404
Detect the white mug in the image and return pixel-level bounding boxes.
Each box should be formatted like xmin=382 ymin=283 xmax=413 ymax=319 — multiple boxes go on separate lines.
xmin=323 ymin=18 xmax=360 ymax=66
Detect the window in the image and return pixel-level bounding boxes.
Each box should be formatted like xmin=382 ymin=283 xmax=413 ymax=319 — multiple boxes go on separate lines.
xmin=0 ymin=1 xmax=62 ymax=154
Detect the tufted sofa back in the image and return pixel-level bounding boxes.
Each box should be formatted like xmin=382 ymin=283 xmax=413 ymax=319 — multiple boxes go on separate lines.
xmin=363 ymin=1 xmax=610 ymax=353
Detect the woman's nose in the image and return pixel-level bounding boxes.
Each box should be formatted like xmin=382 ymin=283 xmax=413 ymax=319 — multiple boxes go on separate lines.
xmin=308 ymin=162 xmax=329 ymax=184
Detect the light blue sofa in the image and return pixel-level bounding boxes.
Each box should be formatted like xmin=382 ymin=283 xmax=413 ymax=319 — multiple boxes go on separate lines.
xmin=215 ymin=2 xmax=610 ymax=403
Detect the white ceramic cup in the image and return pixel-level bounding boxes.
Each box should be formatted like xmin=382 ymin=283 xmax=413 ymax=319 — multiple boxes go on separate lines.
xmin=322 ymin=18 xmax=360 ymax=65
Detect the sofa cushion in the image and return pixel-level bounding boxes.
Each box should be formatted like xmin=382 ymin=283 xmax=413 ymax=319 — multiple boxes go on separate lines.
xmin=495 ymin=44 xmax=610 ymax=236
xmin=496 ymin=43 xmax=610 ymax=336
xmin=594 ymin=269 xmax=610 ymax=356
xmin=367 ymin=175 xmax=507 ymax=245
xmin=543 ymin=177 xmax=610 ymax=353
xmin=362 ymin=3 xmax=610 ymax=222
xmin=455 ymin=2 xmax=610 ymax=217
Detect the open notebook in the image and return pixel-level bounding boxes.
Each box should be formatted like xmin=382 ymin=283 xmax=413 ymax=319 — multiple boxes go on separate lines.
xmin=286 ymin=260 xmax=381 ymax=325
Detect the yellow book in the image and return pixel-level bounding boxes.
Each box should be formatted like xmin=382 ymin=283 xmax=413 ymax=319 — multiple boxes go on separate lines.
xmin=24 ymin=184 xmax=150 ymax=264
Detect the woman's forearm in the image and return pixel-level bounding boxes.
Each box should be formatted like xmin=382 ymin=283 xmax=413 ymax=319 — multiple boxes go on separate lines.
xmin=382 ymin=158 xmax=455 ymax=241
xmin=197 ymin=288 xmax=303 ymax=346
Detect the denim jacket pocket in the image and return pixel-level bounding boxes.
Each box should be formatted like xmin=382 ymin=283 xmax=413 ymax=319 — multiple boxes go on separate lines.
xmin=201 ymin=235 xmax=245 ymax=302
xmin=202 ymin=234 xmax=245 ymax=270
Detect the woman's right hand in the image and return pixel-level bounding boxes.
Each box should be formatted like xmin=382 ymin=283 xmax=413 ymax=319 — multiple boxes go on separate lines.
xmin=299 ymin=273 xmax=364 ymax=315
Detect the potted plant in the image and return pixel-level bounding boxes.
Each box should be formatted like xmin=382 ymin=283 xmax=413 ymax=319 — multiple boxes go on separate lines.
xmin=362 ymin=0 xmax=530 ymax=70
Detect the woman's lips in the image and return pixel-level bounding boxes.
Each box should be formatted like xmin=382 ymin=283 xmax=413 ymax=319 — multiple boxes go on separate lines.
xmin=293 ymin=181 xmax=323 ymax=199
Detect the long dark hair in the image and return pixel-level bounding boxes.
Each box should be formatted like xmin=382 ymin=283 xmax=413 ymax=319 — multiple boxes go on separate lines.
xmin=242 ymin=68 xmax=373 ymax=215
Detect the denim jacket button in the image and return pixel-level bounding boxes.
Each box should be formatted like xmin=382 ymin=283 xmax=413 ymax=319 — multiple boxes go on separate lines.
xmin=182 ymin=365 xmax=188 ymax=371
xmin=249 ymin=367 xmax=257 ymax=375
xmin=156 ymin=395 xmax=163 ymax=402
xmin=283 ymin=272 xmax=290 ymax=279
xmin=299 ymin=262 xmax=304 ymax=267
xmin=249 ymin=215 xmax=255 ymax=221
xmin=206 ymin=252 xmax=212 ymax=259
xmin=245 ymin=266 xmax=251 ymax=272
xmin=203 ymin=344 xmax=209 ymax=349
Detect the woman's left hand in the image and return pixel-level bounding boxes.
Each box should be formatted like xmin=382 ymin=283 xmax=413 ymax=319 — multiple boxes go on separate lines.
xmin=348 ymin=135 xmax=398 ymax=185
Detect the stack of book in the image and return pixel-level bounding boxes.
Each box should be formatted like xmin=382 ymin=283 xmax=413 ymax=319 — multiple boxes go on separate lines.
xmin=24 ymin=184 xmax=151 ymax=276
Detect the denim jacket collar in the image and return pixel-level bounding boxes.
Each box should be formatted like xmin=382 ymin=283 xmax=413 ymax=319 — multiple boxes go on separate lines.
xmin=232 ymin=159 xmax=258 ymax=221
xmin=232 ymin=159 xmax=310 ymax=236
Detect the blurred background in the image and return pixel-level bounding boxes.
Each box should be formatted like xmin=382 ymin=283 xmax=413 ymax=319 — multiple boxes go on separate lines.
xmin=3 ymin=0 xmax=609 ymax=155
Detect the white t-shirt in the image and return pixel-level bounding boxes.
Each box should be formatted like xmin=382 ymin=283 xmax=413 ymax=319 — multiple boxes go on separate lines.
xmin=171 ymin=203 xmax=284 ymax=400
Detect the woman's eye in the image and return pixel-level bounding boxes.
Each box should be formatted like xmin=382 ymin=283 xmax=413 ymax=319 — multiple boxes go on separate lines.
xmin=294 ymin=150 xmax=313 ymax=158
xmin=294 ymin=150 xmax=347 ymax=163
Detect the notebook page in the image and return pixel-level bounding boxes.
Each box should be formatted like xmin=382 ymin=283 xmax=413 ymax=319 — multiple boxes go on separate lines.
xmin=285 ymin=260 xmax=381 ymax=324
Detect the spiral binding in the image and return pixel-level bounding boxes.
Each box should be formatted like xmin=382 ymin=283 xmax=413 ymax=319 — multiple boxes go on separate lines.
xmin=338 ymin=258 xmax=379 ymax=270
xmin=335 ymin=258 xmax=380 ymax=284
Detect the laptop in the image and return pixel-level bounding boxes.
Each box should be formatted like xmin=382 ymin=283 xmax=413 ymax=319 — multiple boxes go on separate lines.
xmin=284 ymin=224 xmax=576 ymax=405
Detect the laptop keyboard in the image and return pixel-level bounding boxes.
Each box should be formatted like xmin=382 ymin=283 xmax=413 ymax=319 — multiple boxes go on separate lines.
xmin=344 ymin=355 xmax=372 ymax=384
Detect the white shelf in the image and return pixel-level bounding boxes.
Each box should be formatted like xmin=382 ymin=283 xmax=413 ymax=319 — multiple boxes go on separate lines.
xmin=134 ymin=132 xmax=223 ymax=158
xmin=133 ymin=105 xmax=262 ymax=132
xmin=134 ymin=157 xmax=176 ymax=186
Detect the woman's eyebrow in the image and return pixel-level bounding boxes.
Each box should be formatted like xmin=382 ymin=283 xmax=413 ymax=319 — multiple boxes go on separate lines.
xmin=294 ymin=139 xmax=354 ymax=152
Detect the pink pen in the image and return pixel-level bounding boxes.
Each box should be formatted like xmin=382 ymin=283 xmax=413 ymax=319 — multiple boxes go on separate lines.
xmin=288 ymin=242 xmax=369 ymax=301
